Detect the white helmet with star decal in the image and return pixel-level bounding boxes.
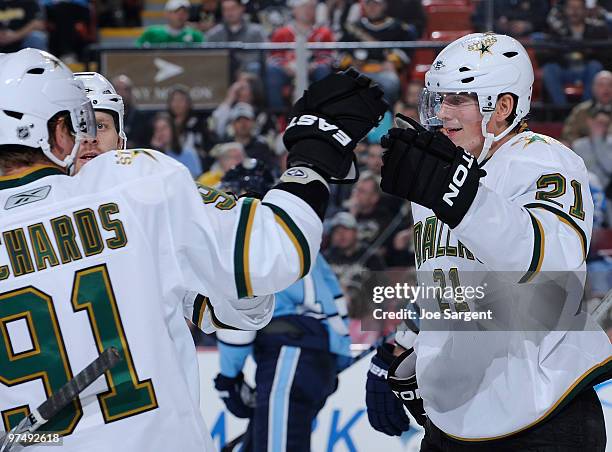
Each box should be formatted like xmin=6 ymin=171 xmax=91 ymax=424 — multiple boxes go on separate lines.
xmin=420 ymin=33 xmax=534 ymax=163
xmin=74 ymin=71 xmax=127 ymax=149
xmin=0 ymin=48 xmax=96 ymax=171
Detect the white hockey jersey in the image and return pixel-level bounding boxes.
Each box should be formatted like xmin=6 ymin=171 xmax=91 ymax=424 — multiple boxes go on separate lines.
xmin=396 ymin=131 xmax=612 ymax=440
xmin=0 ymin=150 xmax=322 ymax=451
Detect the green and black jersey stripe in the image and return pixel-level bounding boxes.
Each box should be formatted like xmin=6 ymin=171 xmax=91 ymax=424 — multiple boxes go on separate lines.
xmin=262 ymin=202 xmax=310 ymax=280
xmin=519 ymin=211 xmax=545 ymax=284
xmin=191 ymin=294 xmax=240 ymax=330
xmin=191 ymin=293 xmax=207 ymax=328
xmin=525 ymin=203 xmax=588 ymax=260
xmin=234 ymin=198 xmax=259 ymax=298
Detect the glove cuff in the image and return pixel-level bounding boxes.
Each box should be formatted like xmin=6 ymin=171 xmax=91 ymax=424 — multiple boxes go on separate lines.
xmin=286 ymin=138 xmax=356 ymax=182
xmin=369 ymin=343 xmax=396 ymax=378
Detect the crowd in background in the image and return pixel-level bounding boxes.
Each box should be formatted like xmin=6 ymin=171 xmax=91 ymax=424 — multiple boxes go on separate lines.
xmin=2 ymin=0 xmax=612 ymax=338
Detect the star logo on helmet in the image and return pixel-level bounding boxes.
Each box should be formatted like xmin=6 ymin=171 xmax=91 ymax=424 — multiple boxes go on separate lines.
xmin=433 ymin=60 xmax=445 ymax=70
xmin=467 ymin=35 xmax=497 ymax=58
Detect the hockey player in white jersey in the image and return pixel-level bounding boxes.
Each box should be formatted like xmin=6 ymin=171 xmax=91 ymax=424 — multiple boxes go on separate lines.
xmin=0 ymin=49 xmax=387 ymax=451
xmin=72 ymin=71 xmax=127 ymax=173
xmin=366 ymin=33 xmax=612 ymax=450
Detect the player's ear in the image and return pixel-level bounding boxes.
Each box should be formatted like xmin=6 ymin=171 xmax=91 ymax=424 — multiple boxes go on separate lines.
xmin=494 ymin=94 xmax=515 ymax=124
xmin=52 ymin=116 xmax=75 ymax=159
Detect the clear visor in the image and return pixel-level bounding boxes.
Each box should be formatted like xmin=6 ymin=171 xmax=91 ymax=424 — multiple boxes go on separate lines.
xmin=70 ymin=100 xmax=97 ymax=140
xmin=418 ymin=89 xmax=479 ymax=128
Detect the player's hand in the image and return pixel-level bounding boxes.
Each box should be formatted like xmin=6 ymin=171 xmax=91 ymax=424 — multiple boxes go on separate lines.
xmin=365 ymin=343 xmax=411 ymax=436
xmin=283 ymin=68 xmax=388 ymax=183
xmin=214 ymin=372 xmax=255 ymax=419
xmin=387 ymin=348 xmax=427 ymax=426
xmin=380 ymin=114 xmax=486 ymax=228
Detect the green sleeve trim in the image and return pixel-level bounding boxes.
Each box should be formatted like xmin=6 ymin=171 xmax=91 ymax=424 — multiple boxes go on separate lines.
xmin=262 ymin=202 xmax=310 ymax=279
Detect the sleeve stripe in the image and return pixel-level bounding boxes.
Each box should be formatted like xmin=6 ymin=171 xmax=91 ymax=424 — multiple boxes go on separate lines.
xmin=205 ymin=297 xmax=240 ymax=330
xmin=519 ymin=211 xmax=545 ymax=284
xmin=234 ymin=198 xmax=259 ymax=298
xmin=262 ymin=202 xmax=310 ymax=279
xmin=192 ymin=293 xmax=207 ymax=327
xmin=524 ymin=202 xmax=587 ymax=260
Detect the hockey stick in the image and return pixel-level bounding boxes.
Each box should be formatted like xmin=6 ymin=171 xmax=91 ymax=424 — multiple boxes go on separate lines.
xmin=221 ymin=420 xmax=252 ymax=452
xmin=0 ymin=347 xmax=122 ymax=452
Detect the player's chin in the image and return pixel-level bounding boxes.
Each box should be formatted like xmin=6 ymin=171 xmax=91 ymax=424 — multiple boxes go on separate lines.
xmin=76 ymin=152 xmax=101 ymax=169
xmin=444 ymin=127 xmax=464 ymax=145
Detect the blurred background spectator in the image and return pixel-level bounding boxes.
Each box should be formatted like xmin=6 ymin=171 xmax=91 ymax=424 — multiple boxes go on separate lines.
xmin=206 ymin=0 xmax=267 ymax=77
xmin=225 ymin=102 xmax=278 ymax=172
xmin=189 ymin=0 xmax=221 ymax=33
xmin=98 ymin=0 xmax=143 ymax=27
xmin=167 ymin=85 xmax=214 ymax=170
xmin=385 ymin=0 xmax=427 ymax=38
xmin=0 ymin=0 xmax=47 ymax=53
xmin=321 ymin=0 xmax=361 ymax=40
xmin=210 ymin=71 xmax=273 ymax=140
xmin=347 ymin=171 xmax=393 ymax=246
xmin=562 ymin=70 xmax=612 ymax=144
xmin=572 ymin=106 xmax=612 ymax=212
xmin=149 ymin=111 xmax=202 ymax=177
xmin=244 ymin=0 xmax=293 ymax=34
xmin=538 ymin=0 xmax=609 ymax=106
xmin=197 ymin=141 xmax=245 ymax=186
xmin=324 ymin=211 xmax=387 ymax=321
xmin=111 ymin=74 xmax=152 ymax=148
xmin=340 ymin=0 xmax=416 ymax=106
xmin=472 ymin=0 xmax=549 ymax=38
xmin=266 ymin=0 xmax=334 ymax=109
xmin=137 ymin=0 xmax=204 ymax=45
xmin=44 ymin=0 xmax=93 ymax=62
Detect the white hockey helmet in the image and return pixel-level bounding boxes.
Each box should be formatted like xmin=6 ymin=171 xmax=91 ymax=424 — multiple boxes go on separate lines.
xmin=74 ymin=72 xmax=127 ymax=149
xmin=421 ymin=33 xmax=534 ymax=162
xmin=0 ymin=48 xmax=96 ymax=170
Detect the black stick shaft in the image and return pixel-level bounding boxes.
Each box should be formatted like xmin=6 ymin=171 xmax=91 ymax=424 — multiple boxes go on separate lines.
xmin=38 ymin=347 xmax=121 ymax=420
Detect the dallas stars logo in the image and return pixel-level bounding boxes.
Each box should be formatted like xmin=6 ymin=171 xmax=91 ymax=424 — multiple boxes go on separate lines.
xmin=511 ymin=134 xmax=551 ymax=148
xmin=467 ymin=34 xmax=497 ymax=57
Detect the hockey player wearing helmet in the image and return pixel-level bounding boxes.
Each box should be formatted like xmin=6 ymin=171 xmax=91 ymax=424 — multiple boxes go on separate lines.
xmin=0 ymin=48 xmax=388 ymax=451
xmin=0 ymin=49 xmax=96 ymax=175
xmin=73 ymin=72 xmax=127 ymax=173
xmin=366 ymin=33 xmax=611 ymax=450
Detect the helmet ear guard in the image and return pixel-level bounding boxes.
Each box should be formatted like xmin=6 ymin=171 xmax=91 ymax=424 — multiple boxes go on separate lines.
xmin=422 ymin=33 xmax=534 ymax=163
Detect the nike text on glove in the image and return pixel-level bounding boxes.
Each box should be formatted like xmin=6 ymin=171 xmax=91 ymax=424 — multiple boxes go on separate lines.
xmin=380 ymin=115 xmax=486 ymax=228
xmin=283 ymin=67 xmax=388 ymax=183
xmin=365 ymin=343 xmax=411 ymax=436
xmin=387 ymin=348 xmax=427 ymax=427
xmin=214 ymin=372 xmax=256 ymax=419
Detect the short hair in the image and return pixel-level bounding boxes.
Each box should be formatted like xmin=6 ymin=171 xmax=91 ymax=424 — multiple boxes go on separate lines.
xmin=0 ymin=111 xmax=71 ymax=173
xmin=358 ymin=170 xmax=382 ymax=194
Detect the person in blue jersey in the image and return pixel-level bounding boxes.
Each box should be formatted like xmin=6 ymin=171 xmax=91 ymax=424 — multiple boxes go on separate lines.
xmin=214 ymin=158 xmax=352 ymax=452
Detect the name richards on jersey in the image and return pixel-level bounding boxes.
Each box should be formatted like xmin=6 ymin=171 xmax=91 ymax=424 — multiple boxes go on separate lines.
xmin=0 ymin=202 xmax=127 ymax=279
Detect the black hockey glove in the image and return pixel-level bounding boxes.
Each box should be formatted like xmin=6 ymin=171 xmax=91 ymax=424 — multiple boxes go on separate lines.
xmin=387 ymin=348 xmax=427 ymax=427
xmin=283 ymin=68 xmax=388 ymax=183
xmin=380 ymin=115 xmax=486 ymax=228
xmin=214 ymin=372 xmax=255 ymax=419
xmin=365 ymin=343 xmax=411 ymax=436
